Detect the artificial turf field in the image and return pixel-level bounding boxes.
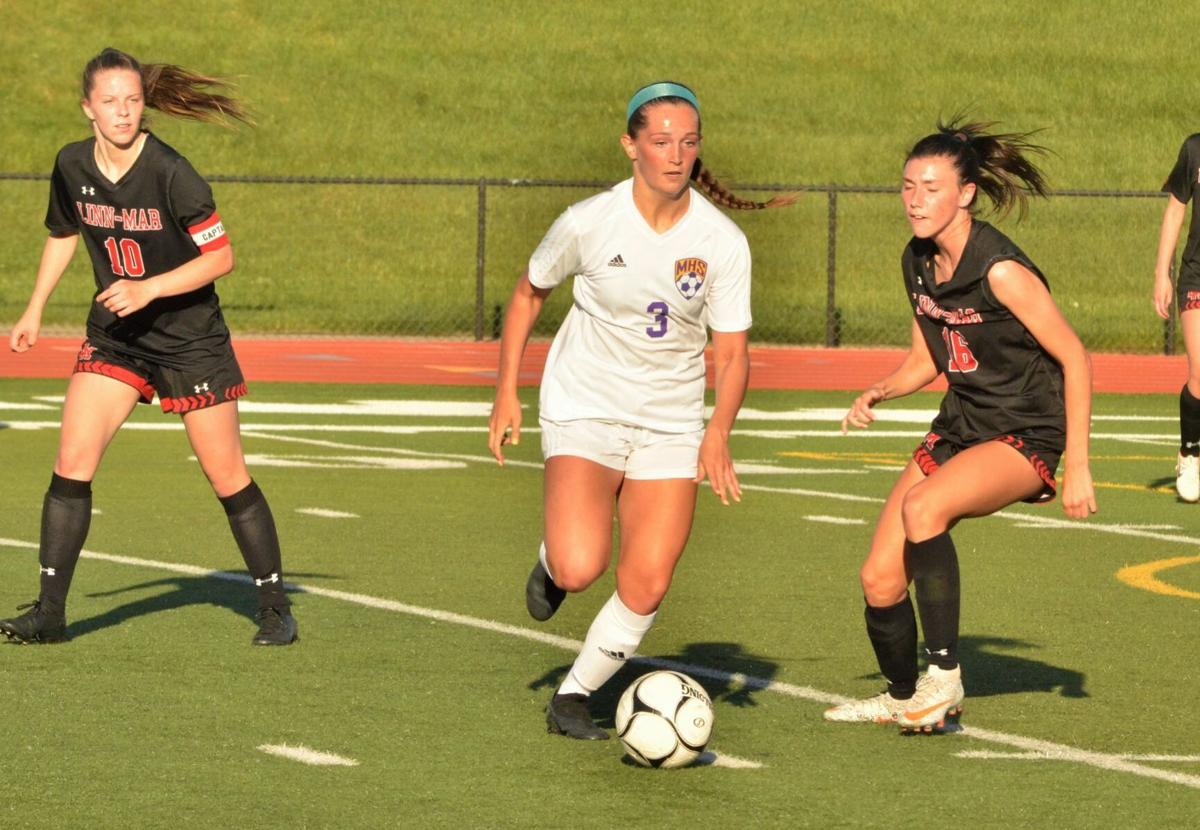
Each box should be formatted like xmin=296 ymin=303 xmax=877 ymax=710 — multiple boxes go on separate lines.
xmin=1 ymin=378 xmax=1197 ymax=828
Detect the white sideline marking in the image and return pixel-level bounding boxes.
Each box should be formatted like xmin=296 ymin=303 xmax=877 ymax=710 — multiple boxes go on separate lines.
xmin=736 ymin=464 xmax=866 ymax=476
xmin=865 ymin=465 xmax=906 ymax=471
xmin=238 ymin=400 xmax=494 ymax=417
xmin=803 ymin=515 xmax=866 ymax=526
xmin=2 ymin=535 xmax=1198 ymax=791
xmin=0 ymin=401 xmax=54 ymax=411
xmin=239 ymin=431 xmax=546 ymax=470
xmin=296 ymin=508 xmax=360 ymax=519
xmin=731 ymin=407 xmax=1177 ymax=425
xmin=697 ymin=750 xmax=764 ymax=769
xmin=958 ymin=750 xmax=1200 ymax=762
xmin=258 ymin=744 xmax=359 ymax=767
xmin=239 ymin=453 xmax=465 ymax=471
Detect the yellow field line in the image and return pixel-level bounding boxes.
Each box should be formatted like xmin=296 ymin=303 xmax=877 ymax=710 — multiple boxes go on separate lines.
xmin=1116 ymin=556 xmax=1200 ymax=601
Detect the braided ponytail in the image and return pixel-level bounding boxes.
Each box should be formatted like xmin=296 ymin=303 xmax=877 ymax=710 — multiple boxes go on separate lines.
xmin=626 ymin=86 xmax=796 ymax=211
xmin=908 ymin=117 xmax=1049 ymax=219
xmin=82 ymin=47 xmax=251 ymax=126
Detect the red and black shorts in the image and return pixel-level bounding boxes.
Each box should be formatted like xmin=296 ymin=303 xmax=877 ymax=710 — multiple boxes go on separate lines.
xmin=1177 ymin=267 xmax=1200 ymax=313
xmin=912 ymin=431 xmax=1061 ymax=504
xmin=72 ymin=337 xmax=247 ymax=414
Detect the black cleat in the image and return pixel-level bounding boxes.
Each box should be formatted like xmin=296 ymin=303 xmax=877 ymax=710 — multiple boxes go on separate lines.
xmin=0 ymin=600 xmax=68 ymax=644
xmin=546 ymin=694 xmax=609 ymax=740
xmin=525 ymin=560 xmax=566 ymax=621
xmin=252 ymin=606 xmax=298 ymax=646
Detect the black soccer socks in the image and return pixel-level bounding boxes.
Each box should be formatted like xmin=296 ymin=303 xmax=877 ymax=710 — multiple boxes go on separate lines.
xmin=865 ymin=593 xmax=919 ymax=699
xmin=37 ymin=473 xmax=93 ymax=615
xmin=909 ymin=531 xmax=961 ymax=671
xmin=219 ymin=480 xmax=288 ymax=609
xmin=1180 ymin=384 xmax=1200 ymax=456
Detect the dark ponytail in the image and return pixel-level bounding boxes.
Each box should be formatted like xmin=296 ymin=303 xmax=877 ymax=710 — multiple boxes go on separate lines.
xmin=907 ymin=117 xmax=1049 ymax=219
xmin=82 ymin=47 xmax=251 ymax=126
xmin=626 ymin=94 xmax=796 ymax=211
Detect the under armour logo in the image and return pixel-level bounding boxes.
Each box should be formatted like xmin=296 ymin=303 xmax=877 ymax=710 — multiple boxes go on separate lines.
xmin=39 ymin=566 xmax=57 ymax=576
xmin=255 ymin=573 xmax=281 ymax=586
xmin=81 ymin=186 xmax=95 ymax=196
xmin=194 ymin=382 xmax=210 ymax=393
xmin=926 ymin=647 xmax=950 ymax=657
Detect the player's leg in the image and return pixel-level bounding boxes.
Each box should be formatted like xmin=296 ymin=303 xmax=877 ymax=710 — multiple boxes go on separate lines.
xmin=825 ymin=461 xmax=925 ymax=724
xmin=1 ymin=371 xmax=140 ymax=643
xmin=895 ymin=440 xmax=1044 ymax=732
xmin=526 ymin=421 xmax=627 ymax=622
xmin=1175 ymin=308 xmax=1200 ymax=501
xmin=182 ymin=399 xmax=296 ymax=645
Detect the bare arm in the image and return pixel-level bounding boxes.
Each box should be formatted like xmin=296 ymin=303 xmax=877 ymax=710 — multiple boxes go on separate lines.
xmin=1154 ymin=194 xmax=1188 ymax=320
xmin=11 ymin=234 xmax=80 ymax=352
xmin=988 ymin=260 xmax=1096 ymax=519
xmin=695 ymin=329 xmax=750 ymax=505
xmin=487 ymin=271 xmax=551 ymax=464
xmin=841 ymin=318 xmax=940 ymax=432
xmin=96 ymin=245 xmax=235 ymax=318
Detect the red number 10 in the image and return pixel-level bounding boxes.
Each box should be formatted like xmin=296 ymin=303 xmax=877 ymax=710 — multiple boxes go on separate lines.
xmin=941 ymin=328 xmax=978 ymax=373
xmin=103 ymin=237 xmax=146 ymax=278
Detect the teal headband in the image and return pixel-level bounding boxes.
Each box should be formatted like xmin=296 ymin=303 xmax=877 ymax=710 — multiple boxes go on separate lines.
xmin=625 ymin=82 xmax=700 ymax=123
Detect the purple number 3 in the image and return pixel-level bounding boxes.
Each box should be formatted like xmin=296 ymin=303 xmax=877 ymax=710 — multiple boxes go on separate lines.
xmin=646 ymin=301 xmax=669 ymax=338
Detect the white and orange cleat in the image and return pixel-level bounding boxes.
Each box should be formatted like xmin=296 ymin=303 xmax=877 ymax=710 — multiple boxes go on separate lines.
xmin=823 ymin=690 xmax=910 ymax=724
xmin=898 ymin=665 xmax=964 ymax=734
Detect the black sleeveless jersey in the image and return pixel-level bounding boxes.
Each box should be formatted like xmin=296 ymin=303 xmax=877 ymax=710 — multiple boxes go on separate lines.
xmin=902 ymin=220 xmax=1065 ymax=446
xmin=44 ymin=132 xmax=232 ymax=359
xmin=1163 ymin=134 xmax=1200 ymax=280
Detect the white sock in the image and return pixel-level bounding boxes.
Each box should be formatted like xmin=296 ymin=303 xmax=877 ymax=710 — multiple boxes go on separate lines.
xmin=539 ymin=540 xmax=553 ymax=581
xmin=557 ymin=592 xmax=656 ymax=697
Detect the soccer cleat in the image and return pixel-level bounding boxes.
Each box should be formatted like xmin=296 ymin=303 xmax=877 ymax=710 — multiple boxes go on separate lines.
xmin=0 ymin=600 xmax=68 ymax=644
xmin=1176 ymin=453 xmax=1200 ymax=503
xmin=252 ymin=606 xmax=298 ymax=646
xmin=546 ymin=693 xmax=609 ymax=740
xmin=823 ymin=690 xmax=911 ymax=724
xmin=525 ymin=560 xmax=566 ymax=622
xmin=898 ymin=665 xmax=964 ymax=734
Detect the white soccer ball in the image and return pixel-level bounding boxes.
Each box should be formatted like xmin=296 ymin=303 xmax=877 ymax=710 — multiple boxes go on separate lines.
xmin=615 ymin=670 xmax=714 ymax=768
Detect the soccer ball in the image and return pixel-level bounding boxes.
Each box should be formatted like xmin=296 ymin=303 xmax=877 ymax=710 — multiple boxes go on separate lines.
xmin=615 ymin=670 xmax=714 ymax=768
xmin=676 ymin=271 xmax=703 ymax=299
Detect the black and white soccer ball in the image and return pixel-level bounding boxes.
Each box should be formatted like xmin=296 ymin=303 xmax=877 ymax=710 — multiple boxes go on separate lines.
xmin=615 ymin=670 xmax=714 ymax=768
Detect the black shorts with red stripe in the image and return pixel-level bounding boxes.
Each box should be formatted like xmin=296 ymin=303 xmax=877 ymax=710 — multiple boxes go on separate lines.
xmin=1177 ymin=266 xmax=1200 ymax=314
xmin=912 ymin=431 xmax=1062 ymax=504
xmin=73 ymin=335 xmax=247 ymax=414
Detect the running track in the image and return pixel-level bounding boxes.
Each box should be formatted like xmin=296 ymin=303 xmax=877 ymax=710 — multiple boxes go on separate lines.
xmin=0 ymin=336 xmax=1184 ymax=394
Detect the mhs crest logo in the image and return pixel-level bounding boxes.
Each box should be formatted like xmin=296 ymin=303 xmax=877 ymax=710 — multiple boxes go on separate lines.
xmin=674 ymin=257 xmax=708 ymax=300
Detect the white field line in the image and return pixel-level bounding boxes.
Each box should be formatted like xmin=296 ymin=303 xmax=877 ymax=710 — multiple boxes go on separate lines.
xmin=239 ymin=454 xmax=466 ymax=471
xmin=0 ymin=401 xmax=55 ymax=411
xmin=257 ymin=744 xmax=359 ymax=767
xmin=803 ymin=515 xmax=867 ymax=526
xmin=957 ymin=750 xmax=1200 ymax=762
xmin=2 ymin=534 xmax=1198 ymax=790
xmin=0 ymin=419 xmax=1181 ymax=444
xmin=296 ymin=508 xmax=360 ymax=519
xmin=697 ymin=751 xmax=764 ymax=769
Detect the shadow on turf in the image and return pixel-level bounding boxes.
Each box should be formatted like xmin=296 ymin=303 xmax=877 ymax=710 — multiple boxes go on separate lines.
xmin=61 ymin=574 xmax=324 ymax=640
xmin=529 ymin=641 xmax=780 ymax=727
xmin=858 ymin=634 xmax=1088 ymax=698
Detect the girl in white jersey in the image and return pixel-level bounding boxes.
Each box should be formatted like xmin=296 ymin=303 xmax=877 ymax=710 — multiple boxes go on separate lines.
xmin=488 ymin=81 xmax=792 ymax=740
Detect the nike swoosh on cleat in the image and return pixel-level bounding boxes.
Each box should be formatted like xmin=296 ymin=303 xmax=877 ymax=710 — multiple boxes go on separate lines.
xmin=901 ymin=699 xmax=954 ymax=722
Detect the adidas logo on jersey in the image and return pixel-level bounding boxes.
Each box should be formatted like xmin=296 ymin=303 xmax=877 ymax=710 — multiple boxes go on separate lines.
xmin=600 ymin=647 xmax=627 ymax=661
xmin=607 ymin=254 xmax=626 ymax=268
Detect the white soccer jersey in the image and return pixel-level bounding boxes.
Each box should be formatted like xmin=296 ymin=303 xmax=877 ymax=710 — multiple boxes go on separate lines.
xmin=528 ymin=178 xmax=752 ymax=433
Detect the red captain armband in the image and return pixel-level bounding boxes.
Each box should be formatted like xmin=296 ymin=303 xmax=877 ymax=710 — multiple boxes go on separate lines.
xmin=188 ymin=212 xmax=229 ymax=253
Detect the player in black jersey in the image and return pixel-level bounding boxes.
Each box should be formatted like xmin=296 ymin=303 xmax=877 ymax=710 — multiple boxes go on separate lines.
xmin=824 ymin=120 xmax=1096 ymax=733
xmin=1 ymin=48 xmax=297 ymax=646
xmin=1154 ymin=134 xmax=1200 ymax=502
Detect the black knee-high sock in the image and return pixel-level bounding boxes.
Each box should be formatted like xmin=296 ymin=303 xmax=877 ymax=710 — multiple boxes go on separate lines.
xmin=219 ymin=481 xmax=288 ymax=609
xmin=864 ymin=593 xmax=919 ymax=699
xmin=1181 ymin=385 xmax=1200 ymax=456
xmin=909 ymin=531 xmax=960 ymax=671
xmin=38 ymin=473 xmax=93 ymax=615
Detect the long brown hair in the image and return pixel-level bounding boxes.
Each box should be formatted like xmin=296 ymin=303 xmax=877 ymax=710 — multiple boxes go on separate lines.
xmin=81 ymin=47 xmax=251 ymax=126
xmin=907 ymin=117 xmax=1049 ymax=219
xmin=626 ymin=92 xmax=795 ymax=210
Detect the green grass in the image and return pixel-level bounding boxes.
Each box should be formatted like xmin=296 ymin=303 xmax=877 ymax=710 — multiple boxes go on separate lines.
xmin=2 ymin=379 xmax=1198 ymax=828
xmin=1 ymin=1 xmax=1198 ymax=345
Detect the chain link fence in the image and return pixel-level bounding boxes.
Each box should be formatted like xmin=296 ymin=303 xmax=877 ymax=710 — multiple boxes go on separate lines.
xmin=0 ymin=174 xmax=1176 ymax=353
